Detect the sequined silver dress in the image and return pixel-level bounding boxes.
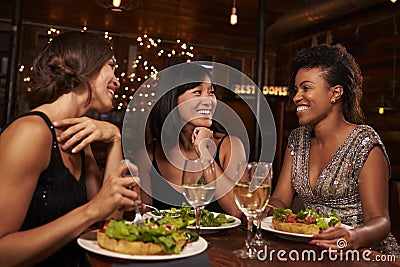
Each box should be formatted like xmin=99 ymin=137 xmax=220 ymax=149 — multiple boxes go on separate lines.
xmin=289 ymin=125 xmax=400 ymax=258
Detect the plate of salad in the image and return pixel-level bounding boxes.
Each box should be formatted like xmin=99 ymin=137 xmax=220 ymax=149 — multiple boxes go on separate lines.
xmin=144 ymin=206 xmax=241 ymax=234
xmin=260 ymin=208 xmax=352 ymax=242
xmin=78 ymin=218 xmax=207 ymax=260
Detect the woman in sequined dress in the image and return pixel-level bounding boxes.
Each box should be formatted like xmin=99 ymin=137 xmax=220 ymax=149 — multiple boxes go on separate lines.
xmin=268 ymin=44 xmax=400 ymax=257
xmin=0 ymin=31 xmax=139 ymax=266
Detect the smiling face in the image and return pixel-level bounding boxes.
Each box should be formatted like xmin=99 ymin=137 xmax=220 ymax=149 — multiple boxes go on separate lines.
xmin=89 ymin=57 xmax=120 ymax=112
xmin=176 ymin=75 xmax=217 ymax=128
xmin=293 ymin=68 xmax=335 ymax=126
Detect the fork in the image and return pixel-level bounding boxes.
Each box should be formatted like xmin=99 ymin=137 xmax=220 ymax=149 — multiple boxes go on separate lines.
xmin=140 ymin=204 xmax=180 ymax=218
xmin=133 ymin=200 xmax=144 ymax=225
xmin=121 ymin=159 xmax=143 ymax=225
xmin=141 ymin=203 xmax=161 ymax=215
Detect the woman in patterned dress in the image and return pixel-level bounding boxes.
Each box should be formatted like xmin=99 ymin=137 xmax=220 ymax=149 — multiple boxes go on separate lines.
xmin=268 ymin=44 xmax=400 ymax=257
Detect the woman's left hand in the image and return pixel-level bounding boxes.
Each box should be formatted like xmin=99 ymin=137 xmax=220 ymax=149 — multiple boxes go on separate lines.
xmin=192 ymin=127 xmax=215 ymax=158
xmin=309 ymin=227 xmax=358 ymax=250
xmin=53 ymin=116 xmax=121 ymax=153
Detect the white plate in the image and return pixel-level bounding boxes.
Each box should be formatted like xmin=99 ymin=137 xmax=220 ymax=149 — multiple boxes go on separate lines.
xmin=144 ymin=211 xmax=241 ymax=234
xmin=260 ymin=216 xmax=353 ymax=242
xmin=77 ymin=230 xmax=208 ymax=260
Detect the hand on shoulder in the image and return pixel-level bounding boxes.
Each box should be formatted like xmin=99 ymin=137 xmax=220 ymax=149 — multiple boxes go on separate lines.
xmin=53 ymin=116 xmax=121 ymax=153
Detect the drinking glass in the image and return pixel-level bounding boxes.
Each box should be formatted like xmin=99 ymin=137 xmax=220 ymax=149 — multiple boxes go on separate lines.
xmin=182 ymin=158 xmax=216 ymax=234
xmin=233 ymin=161 xmax=272 ymax=259
xmin=251 ymin=163 xmax=273 ymax=247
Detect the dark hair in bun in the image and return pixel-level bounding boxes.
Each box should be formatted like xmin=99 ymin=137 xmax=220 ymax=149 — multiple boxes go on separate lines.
xmin=27 ymin=31 xmax=114 ymax=108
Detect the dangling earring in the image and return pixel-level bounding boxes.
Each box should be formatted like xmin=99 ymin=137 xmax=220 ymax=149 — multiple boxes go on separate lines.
xmin=330 ymin=99 xmax=336 ymax=104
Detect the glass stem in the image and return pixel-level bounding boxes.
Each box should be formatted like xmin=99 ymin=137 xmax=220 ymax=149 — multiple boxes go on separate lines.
xmin=195 ymin=206 xmax=204 ymax=235
xmin=256 ymin=213 xmax=262 ymax=238
xmin=246 ymin=216 xmax=254 ymax=249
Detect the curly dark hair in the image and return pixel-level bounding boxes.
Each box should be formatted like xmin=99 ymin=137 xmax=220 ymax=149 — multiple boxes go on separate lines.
xmin=288 ymin=43 xmax=364 ymax=124
xmin=27 ymin=31 xmax=114 ymax=109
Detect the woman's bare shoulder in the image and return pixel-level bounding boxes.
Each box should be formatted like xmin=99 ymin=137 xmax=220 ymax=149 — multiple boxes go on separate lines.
xmin=1 ymin=116 xmax=53 ymax=172
xmin=215 ymin=134 xmax=245 ymax=159
xmin=214 ymin=134 xmax=243 ymax=147
xmin=2 ymin=115 xmax=52 ymax=141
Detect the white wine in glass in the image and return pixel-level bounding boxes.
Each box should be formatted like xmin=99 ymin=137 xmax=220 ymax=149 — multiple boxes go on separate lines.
xmin=182 ymin=184 xmax=216 ymax=208
xmin=233 ymin=162 xmax=272 ymax=259
xmin=182 ymin=158 xmax=216 ymax=234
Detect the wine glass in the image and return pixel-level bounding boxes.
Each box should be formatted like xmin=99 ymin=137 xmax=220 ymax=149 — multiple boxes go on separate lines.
xmin=233 ymin=161 xmax=272 ymax=259
xmin=182 ymin=158 xmax=216 ymax=235
xmin=251 ymin=163 xmax=273 ymax=247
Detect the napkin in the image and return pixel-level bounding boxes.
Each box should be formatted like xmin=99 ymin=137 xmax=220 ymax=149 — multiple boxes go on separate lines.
xmin=112 ymin=252 xmax=210 ymax=267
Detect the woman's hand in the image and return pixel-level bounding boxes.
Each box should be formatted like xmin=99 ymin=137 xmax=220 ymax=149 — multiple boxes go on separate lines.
xmin=309 ymin=227 xmax=358 ymax=250
xmin=53 ymin=117 xmax=121 ymax=153
xmin=87 ymin=161 xmax=139 ymax=221
xmin=192 ymin=127 xmax=215 ymax=158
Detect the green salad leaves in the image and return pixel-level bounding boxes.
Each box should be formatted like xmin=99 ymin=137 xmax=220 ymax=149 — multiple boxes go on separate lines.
xmin=272 ymin=208 xmax=341 ymax=230
xmin=104 ymin=218 xmax=198 ymax=254
xmin=152 ymin=205 xmax=236 ymax=227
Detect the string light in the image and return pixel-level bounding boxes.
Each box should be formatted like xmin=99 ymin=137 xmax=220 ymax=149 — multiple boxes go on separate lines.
xmin=21 ymin=27 xmax=191 ymax=113
xmin=47 ymin=27 xmax=60 ymax=35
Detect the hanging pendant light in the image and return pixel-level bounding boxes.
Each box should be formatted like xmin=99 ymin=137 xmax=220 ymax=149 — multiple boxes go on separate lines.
xmin=375 ymin=16 xmax=398 ymax=114
xmin=377 ymin=95 xmax=395 ymax=115
xmin=111 ymin=0 xmax=123 ymax=12
xmin=230 ymin=0 xmax=238 ymax=25
xmin=95 ymin=0 xmax=138 ymax=12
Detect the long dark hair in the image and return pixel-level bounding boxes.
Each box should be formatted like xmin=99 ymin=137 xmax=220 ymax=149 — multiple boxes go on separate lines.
xmin=288 ymin=43 xmax=364 ymax=124
xmin=148 ymin=63 xmax=224 ymax=144
xmin=27 ymin=31 xmax=114 ymax=109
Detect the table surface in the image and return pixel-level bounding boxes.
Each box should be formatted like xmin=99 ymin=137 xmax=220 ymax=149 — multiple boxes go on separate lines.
xmin=84 ymin=225 xmax=400 ymax=267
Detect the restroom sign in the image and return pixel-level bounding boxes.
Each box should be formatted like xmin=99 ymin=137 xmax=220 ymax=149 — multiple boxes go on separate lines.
xmin=234 ymin=84 xmax=288 ymax=97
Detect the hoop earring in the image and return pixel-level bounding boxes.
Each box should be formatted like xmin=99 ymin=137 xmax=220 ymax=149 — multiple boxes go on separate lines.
xmin=330 ymin=99 xmax=336 ymax=104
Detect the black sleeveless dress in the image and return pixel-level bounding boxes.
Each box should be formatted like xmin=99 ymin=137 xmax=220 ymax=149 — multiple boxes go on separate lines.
xmin=150 ymin=135 xmax=228 ymax=214
xmin=2 ymin=111 xmax=88 ymax=267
